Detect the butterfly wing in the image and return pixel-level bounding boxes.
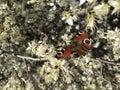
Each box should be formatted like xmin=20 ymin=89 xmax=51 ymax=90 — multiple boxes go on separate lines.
xmin=81 ymin=39 xmax=92 ymax=50
xmin=74 ymin=31 xmax=88 ymax=42
xmin=75 ymin=39 xmax=92 ymax=55
xmin=57 ymin=45 xmax=73 ymax=59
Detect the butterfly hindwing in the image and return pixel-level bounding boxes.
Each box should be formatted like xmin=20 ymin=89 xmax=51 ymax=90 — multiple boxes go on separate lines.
xmin=57 ymin=45 xmax=73 ymax=59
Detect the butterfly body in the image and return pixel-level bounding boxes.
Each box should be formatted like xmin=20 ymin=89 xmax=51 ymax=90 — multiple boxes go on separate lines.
xmin=57 ymin=31 xmax=92 ymax=59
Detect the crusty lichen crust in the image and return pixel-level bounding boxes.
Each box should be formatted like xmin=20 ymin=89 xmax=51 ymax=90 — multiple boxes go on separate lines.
xmin=0 ymin=0 xmax=120 ymax=90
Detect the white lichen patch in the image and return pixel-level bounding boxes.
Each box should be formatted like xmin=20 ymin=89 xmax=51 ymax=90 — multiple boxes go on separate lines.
xmin=79 ymin=0 xmax=94 ymax=6
xmin=47 ymin=2 xmax=56 ymax=11
xmin=85 ymin=13 xmax=97 ymax=31
xmin=37 ymin=58 xmax=72 ymax=84
xmin=115 ymin=73 xmax=120 ymax=83
xmin=10 ymin=26 xmax=22 ymax=44
xmin=73 ymin=55 xmax=101 ymax=73
xmin=26 ymin=40 xmax=56 ymax=58
xmin=105 ymin=27 xmax=120 ymax=60
xmin=61 ymin=34 xmax=72 ymax=45
xmin=93 ymin=3 xmax=110 ymax=19
xmin=27 ymin=0 xmax=37 ymax=4
xmin=61 ymin=11 xmax=77 ymax=26
xmin=0 ymin=31 xmax=8 ymax=43
xmin=3 ymin=76 xmax=24 ymax=90
xmin=108 ymin=0 xmax=120 ymax=15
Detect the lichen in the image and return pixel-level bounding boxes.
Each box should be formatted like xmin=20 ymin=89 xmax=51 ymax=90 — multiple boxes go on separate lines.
xmin=0 ymin=0 xmax=120 ymax=90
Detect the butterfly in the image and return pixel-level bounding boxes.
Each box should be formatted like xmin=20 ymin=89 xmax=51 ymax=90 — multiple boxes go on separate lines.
xmin=56 ymin=31 xmax=92 ymax=59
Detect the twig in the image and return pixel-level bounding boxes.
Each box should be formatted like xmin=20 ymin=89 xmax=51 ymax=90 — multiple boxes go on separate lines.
xmin=76 ymin=0 xmax=97 ymax=15
xmin=96 ymin=58 xmax=120 ymax=66
xmin=16 ymin=55 xmax=48 ymax=61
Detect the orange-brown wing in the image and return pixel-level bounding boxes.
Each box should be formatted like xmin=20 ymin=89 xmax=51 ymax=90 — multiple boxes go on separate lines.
xmin=76 ymin=49 xmax=87 ymax=55
xmin=81 ymin=39 xmax=92 ymax=50
xmin=74 ymin=31 xmax=88 ymax=42
xmin=57 ymin=46 xmax=73 ymax=59
xmin=74 ymin=39 xmax=92 ymax=55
